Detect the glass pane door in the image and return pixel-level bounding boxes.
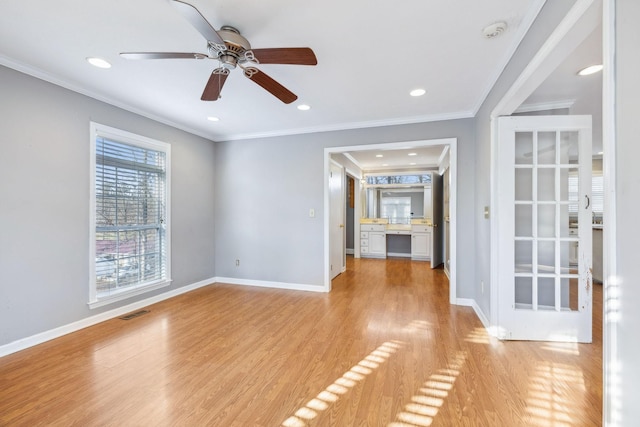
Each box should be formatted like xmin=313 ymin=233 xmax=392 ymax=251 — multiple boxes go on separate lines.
xmin=497 ymin=115 xmax=592 ymax=343
xmin=514 ymin=130 xmax=581 ymax=311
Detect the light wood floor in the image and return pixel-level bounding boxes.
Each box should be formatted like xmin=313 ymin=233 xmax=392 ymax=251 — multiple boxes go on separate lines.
xmin=0 ymin=257 xmax=602 ymax=426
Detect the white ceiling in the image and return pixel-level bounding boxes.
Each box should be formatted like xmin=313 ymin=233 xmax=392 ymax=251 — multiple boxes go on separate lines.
xmin=0 ymin=0 xmax=547 ymax=142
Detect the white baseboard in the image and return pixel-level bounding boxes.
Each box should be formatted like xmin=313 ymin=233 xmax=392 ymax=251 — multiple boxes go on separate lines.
xmin=214 ymin=277 xmax=326 ymax=293
xmin=387 ymin=252 xmax=412 ymax=258
xmin=455 ymin=298 xmax=491 ymax=330
xmin=346 ymin=248 xmax=354 ymax=255
xmin=0 ymin=277 xmax=215 ymax=358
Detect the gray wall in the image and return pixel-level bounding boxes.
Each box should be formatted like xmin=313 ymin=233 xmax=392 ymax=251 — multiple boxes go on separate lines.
xmin=0 ymin=65 xmax=216 ymax=346
xmin=613 ymin=0 xmax=640 ymax=422
xmin=215 ymin=119 xmax=476 ymax=296
xmin=473 ymin=0 xmax=579 ymax=317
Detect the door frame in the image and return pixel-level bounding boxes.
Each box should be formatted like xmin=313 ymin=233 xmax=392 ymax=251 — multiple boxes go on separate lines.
xmin=489 ymin=0 xmax=601 ymax=334
xmin=324 ymin=137 xmax=457 ymax=305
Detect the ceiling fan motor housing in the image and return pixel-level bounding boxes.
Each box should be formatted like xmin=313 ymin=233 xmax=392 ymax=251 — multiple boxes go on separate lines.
xmin=213 ymin=26 xmax=251 ymax=69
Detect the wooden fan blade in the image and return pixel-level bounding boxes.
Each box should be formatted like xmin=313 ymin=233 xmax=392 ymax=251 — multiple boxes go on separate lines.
xmin=251 ymin=48 xmax=317 ymax=65
xmin=120 ymin=52 xmax=208 ymax=60
xmin=246 ymin=68 xmax=297 ymax=104
xmin=171 ymin=0 xmax=225 ymax=45
xmin=201 ymin=70 xmax=229 ymax=101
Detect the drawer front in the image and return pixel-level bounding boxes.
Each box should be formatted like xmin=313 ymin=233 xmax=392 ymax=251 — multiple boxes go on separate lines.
xmin=361 ymin=224 xmax=386 ymax=232
xmin=361 ymin=239 xmax=369 ymax=247
xmin=411 ymin=225 xmax=430 ymax=233
xmin=361 ymin=246 xmax=369 ymax=253
xmin=360 ymin=232 xmax=369 ymax=239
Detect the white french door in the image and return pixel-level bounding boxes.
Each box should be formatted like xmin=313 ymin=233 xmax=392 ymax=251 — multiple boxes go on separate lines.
xmin=497 ymin=115 xmax=592 ymax=343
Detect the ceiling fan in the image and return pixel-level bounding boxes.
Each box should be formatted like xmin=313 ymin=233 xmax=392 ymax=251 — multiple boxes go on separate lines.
xmin=120 ymin=0 xmax=317 ymax=104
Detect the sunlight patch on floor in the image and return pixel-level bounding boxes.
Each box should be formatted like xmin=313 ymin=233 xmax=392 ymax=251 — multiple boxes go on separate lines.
xmin=388 ymin=351 xmax=467 ymax=427
xmin=540 ymin=342 xmax=580 ymax=356
xmin=281 ymin=340 xmax=405 ymax=427
xmin=524 ymin=361 xmax=587 ymax=426
xmin=464 ymin=327 xmax=492 ymax=345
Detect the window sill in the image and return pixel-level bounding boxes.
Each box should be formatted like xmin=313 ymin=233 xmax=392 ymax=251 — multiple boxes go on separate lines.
xmin=88 ymin=279 xmax=172 ymax=309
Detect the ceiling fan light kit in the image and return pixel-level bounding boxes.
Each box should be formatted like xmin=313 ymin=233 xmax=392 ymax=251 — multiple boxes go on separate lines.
xmin=120 ymin=0 xmax=317 ymax=104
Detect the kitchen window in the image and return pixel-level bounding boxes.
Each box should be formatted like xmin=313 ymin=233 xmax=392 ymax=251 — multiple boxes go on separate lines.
xmin=89 ymin=123 xmax=171 ymax=308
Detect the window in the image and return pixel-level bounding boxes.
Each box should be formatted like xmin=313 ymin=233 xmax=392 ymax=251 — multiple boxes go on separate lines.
xmin=380 ymin=196 xmax=412 ymax=224
xmin=568 ymin=171 xmax=604 ymax=220
xmin=89 ymin=123 xmax=171 ymax=308
xmin=365 ymin=173 xmax=432 ymax=186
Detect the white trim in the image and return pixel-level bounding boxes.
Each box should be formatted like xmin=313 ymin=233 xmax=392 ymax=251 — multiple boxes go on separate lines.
xmin=221 ymin=112 xmax=474 ymax=142
xmin=514 ymin=99 xmax=576 ymax=114
xmin=491 ymin=0 xmax=600 ymax=119
xmin=489 ymin=0 xmax=600 ymax=330
xmin=0 ymin=55 xmax=215 ymax=142
xmin=325 ymin=138 xmax=458 ymax=305
xmin=343 ymin=153 xmax=363 ymax=171
xmin=214 ymin=277 xmax=326 ymax=293
xmin=602 ymin=0 xmax=617 ymax=424
xmin=89 ymin=122 xmax=172 ymax=308
xmin=0 ymin=277 xmax=214 ymax=358
xmin=387 ymin=252 xmax=412 ymax=258
xmin=0 ymin=54 xmax=477 ymax=143
xmin=456 ymin=298 xmax=491 ymax=331
xmin=470 ymin=0 xmax=548 ymax=115
xmin=346 ymin=248 xmax=354 ymax=255
xmin=88 ymin=280 xmax=172 ymax=309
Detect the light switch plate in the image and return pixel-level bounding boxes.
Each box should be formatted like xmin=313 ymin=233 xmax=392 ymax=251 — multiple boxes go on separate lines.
xmin=309 ymin=208 xmax=315 ymax=218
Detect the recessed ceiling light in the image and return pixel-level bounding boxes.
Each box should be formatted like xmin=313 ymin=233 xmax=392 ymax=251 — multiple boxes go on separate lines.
xmin=86 ymin=57 xmax=111 ymax=69
xmin=207 ymin=116 xmax=220 ymax=122
xmin=409 ymin=162 xmax=417 ymax=166
xmin=598 ymin=151 xmax=604 ymax=155
xmin=410 ymin=89 xmax=426 ymax=97
xmin=408 ymin=152 xmax=417 ymax=156
xmin=578 ymin=64 xmax=603 ymax=76
xmin=297 ymin=104 xmax=311 ymax=111
xmin=376 ymin=154 xmax=383 ymax=158
xmin=382 ymin=163 xmax=389 ymax=166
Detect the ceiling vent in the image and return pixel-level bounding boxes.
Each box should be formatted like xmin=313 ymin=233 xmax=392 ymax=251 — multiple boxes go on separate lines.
xmin=483 ymin=22 xmax=507 ymax=39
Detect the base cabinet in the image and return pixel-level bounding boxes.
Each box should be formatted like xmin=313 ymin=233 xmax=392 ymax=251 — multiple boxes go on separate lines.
xmin=411 ymin=225 xmax=432 ymax=261
xmin=361 ymin=224 xmax=386 ymax=258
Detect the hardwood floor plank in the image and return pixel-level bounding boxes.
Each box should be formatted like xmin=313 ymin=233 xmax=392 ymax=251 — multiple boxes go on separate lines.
xmin=0 ymin=257 xmax=602 ymax=426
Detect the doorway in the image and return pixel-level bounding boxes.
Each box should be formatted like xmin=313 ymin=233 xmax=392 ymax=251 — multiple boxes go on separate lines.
xmin=323 ymin=138 xmax=458 ymax=304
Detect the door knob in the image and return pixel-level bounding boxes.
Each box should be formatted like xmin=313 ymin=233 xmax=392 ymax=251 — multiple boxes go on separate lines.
xmin=339 ymin=224 xmax=344 ymax=228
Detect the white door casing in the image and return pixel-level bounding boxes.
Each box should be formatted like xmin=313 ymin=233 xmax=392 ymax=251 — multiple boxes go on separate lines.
xmin=497 ymin=115 xmax=592 ymax=343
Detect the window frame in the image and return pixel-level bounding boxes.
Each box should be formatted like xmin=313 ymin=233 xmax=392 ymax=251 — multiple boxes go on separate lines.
xmin=89 ymin=122 xmax=172 ymax=309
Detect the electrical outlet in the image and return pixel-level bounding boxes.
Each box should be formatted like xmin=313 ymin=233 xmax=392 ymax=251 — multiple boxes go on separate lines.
xmin=309 ymin=208 xmax=315 ymax=218
xmin=235 ymin=259 xmax=240 ymax=267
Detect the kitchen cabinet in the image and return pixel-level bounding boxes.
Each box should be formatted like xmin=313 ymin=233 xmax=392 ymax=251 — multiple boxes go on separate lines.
xmin=361 ymin=224 xmax=386 ymax=258
xmin=411 ymin=225 xmax=432 ymax=261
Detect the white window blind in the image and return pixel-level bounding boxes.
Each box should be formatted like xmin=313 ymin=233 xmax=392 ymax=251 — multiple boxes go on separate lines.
xmin=90 ymin=123 xmax=170 ymax=307
xmin=568 ymin=172 xmax=603 ymax=216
